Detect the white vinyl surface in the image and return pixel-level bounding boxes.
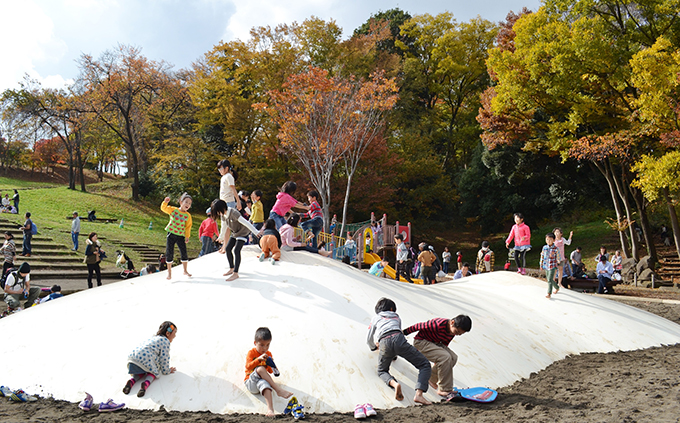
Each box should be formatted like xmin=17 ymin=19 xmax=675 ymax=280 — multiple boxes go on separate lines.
xmin=1 ymin=246 xmax=679 ymax=415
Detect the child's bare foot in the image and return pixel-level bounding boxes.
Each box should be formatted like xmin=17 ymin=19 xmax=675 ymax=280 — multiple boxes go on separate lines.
xmin=166 ymin=272 xmax=172 ymax=280
xmin=266 ymin=408 xmax=275 ymax=417
xmin=546 ymin=294 xmax=551 ymax=299
xmin=553 ymin=288 xmax=559 ymax=294
xmin=276 ymin=389 xmax=293 ymax=398
xmin=436 ymin=390 xmax=449 ymax=397
xmin=184 ymin=271 xmax=192 ymax=277
xmin=394 ymin=383 xmax=403 ymax=401
xmin=224 ymin=269 xmax=234 ymax=276
xmin=414 ymin=393 xmax=432 ymax=405
xmin=226 ymin=273 xmax=239 ymax=281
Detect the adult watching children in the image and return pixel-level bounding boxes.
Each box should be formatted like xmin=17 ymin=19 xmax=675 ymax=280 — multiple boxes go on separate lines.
xmin=3 ymin=262 xmax=40 ymax=314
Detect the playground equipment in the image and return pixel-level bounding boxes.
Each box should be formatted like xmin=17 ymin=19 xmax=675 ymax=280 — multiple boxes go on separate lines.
xmin=364 ymin=251 xmax=423 ymax=284
xmin=293 ymin=212 xmax=412 ymax=268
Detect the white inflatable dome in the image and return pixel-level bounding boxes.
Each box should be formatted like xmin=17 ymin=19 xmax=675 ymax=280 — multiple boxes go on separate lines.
xmin=1 ymin=246 xmax=679 ymax=415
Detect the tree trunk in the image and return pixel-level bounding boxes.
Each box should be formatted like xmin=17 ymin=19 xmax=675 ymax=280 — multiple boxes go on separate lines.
xmin=76 ymin=133 xmax=86 ymax=192
xmin=596 ymin=161 xmax=631 ymax=257
xmin=340 ymin=166 xmax=354 ymax=240
xmin=67 ymin=151 xmax=76 ymax=190
xmin=609 ymin=159 xmax=639 ymax=259
xmin=663 ymin=187 xmax=680 ymax=260
xmin=630 ymin=186 xmax=655 ymax=262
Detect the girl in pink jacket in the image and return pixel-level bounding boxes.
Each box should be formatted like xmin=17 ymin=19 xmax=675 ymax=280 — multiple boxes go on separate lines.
xmin=505 ymin=213 xmax=531 ymax=275
xmin=268 ymin=181 xmax=309 ymax=230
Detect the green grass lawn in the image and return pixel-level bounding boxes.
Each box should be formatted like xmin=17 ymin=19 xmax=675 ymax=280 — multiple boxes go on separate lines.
xmin=0 ymin=177 xmax=60 ymax=190
xmin=4 ymin=179 xmax=204 ymax=268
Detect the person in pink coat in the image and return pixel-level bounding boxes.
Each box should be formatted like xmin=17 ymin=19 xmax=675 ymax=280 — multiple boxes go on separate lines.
xmin=505 ymin=213 xmax=531 ymax=275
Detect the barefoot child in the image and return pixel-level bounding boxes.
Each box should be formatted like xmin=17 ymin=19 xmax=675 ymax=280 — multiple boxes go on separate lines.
xmin=161 ymin=193 xmax=193 ymax=280
xmin=366 ymin=298 xmax=432 ymax=405
xmin=244 ymin=327 xmax=293 ymax=417
xmin=122 ymin=321 xmax=177 ymax=398
xmin=210 ymin=199 xmax=261 ymax=281
xmin=403 ymin=314 xmax=472 ymax=401
xmin=540 ymin=233 xmax=561 ymax=299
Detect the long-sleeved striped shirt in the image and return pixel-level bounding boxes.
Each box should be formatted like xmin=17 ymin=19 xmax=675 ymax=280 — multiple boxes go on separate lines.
xmin=303 ymin=200 xmax=323 ymax=220
xmin=403 ymin=318 xmax=454 ymax=346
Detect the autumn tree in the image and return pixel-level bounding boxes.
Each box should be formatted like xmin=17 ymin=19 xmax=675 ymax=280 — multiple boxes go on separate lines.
xmin=257 ymin=66 xmax=398 ymax=233
xmin=630 ymin=36 xmax=680 ymax=258
xmin=479 ymin=1 xmax=680 ymax=260
xmin=77 ymin=45 xmax=174 ymax=200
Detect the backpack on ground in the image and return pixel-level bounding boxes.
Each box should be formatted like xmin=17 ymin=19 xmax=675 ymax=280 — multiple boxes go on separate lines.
xmin=31 ymin=222 xmax=37 ymax=235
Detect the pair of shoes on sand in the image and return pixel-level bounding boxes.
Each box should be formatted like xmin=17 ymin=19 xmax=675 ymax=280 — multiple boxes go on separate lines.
xmin=1 ymin=386 xmax=37 ymax=402
xmin=354 ymin=403 xmax=377 ymax=419
xmin=79 ymin=393 xmax=125 ymax=412
xmin=283 ymin=396 xmax=305 ymax=419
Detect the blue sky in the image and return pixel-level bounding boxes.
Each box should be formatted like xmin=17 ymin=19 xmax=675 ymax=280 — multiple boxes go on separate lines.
xmin=0 ymin=0 xmax=542 ymax=91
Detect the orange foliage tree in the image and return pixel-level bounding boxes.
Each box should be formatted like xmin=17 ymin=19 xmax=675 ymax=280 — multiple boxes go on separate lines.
xmin=256 ymin=66 xmax=398 ymax=232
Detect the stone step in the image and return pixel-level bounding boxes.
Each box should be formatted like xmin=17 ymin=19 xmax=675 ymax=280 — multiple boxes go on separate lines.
xmin=14 ymin=262 xmax=116 ymax=271
xmin=28 ymin=256 xmax=86 ymax=264
xmin=17 ymin=243 xmax=68 ymax=250
xmin=30 ymin=270 xmax=122 ymax=280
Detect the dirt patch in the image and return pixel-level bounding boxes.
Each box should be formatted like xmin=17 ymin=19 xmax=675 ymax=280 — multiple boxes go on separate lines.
xmin=0 ymin=301 xmax=678 ymax=422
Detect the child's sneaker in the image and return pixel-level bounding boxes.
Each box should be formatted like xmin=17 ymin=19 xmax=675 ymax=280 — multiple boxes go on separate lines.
xmin=292 ymin=404 xmax=305 ymax=420
xmin=259 ymin=253 xmax=266 ymax=262
xmin=0 ymin=386 xmax=11 ymax=397
xmin=78 ymin=393 xmax=94 ymax=411
xmin=363 ymin=403 xmax=377 ymax=416
xmin=10 ymin=389 xmax=37 ymax=402
xmin=265 ymin=356 xmax=280 ymax=376
xmin=354 ymin=404 xmax=367 ymax=419
xmin=98 ymin=398 xmax=125 ymax=412
xmin=269 ymin=257 xmax=276 ymax=265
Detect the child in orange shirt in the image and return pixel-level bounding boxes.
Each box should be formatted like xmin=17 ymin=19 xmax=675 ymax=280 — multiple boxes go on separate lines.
xmin=244 ymin=327 xmax=293 ymax=417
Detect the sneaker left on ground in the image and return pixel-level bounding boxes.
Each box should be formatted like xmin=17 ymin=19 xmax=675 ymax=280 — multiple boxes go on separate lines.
xmin=98 ymin=398 xmax=125 ymax=412
xmin=78 ymin=392 xmax=94 ymax=411
xmin=10 ymin=389 xmax=37 ymax=402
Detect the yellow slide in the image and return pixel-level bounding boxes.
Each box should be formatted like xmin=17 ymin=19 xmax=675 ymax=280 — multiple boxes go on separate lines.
xmin=364 ymin=252 xmax=423 ymax=285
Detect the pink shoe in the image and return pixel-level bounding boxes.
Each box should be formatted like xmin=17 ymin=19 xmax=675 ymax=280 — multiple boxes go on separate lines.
xmin=354 ymin=404 xmax=366 ymax=419
xmin=516 ymin=268 xmax=522 ymax=274
xmin=520 ymin=268 xmax=527 ymax=275
xmin=363 ymin=403 xmax=377 ymax=416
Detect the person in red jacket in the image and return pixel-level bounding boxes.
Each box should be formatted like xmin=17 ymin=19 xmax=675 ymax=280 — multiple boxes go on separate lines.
xmin=403 ymin=315 xmax=472 ymax=401
xmin=198 ymin=207 xmax=219 ymax=257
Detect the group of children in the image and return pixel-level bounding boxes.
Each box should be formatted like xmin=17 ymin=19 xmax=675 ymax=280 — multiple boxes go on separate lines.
xmin=123 ymin=300 xmax=472 ymax=417
xmin=160 ymin=169 xmax=331 ymax=282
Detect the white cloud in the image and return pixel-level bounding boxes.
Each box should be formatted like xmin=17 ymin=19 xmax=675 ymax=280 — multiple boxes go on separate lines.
xmin=222 ymin=0 xmax=339 ymax=42
xmin=0 ymin=0 xmax=69 ymax=90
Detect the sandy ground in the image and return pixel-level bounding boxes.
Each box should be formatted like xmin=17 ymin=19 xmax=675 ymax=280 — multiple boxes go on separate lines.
xmin=1 ymin=299 xmax=679 ymax=423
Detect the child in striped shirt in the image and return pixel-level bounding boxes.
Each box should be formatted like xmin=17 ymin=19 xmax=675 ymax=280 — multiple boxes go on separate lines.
xmin=161 ymin=193 xmax=193 ymax=280
xmin=300 ymin=190 xmax=323 ymax=249
xmin=403 ymin=315 xmax=472 ymax=401
xmin=540 ymin=233 xmax=561 ymax=299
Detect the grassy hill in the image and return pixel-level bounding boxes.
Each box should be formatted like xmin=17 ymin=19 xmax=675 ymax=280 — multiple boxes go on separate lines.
xmin=1 ymin=178 xmax=203 ymax=268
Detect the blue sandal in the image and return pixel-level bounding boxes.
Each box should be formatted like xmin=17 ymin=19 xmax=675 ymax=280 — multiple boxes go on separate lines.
xmin=283 ymin=396 xmax=298 ymax=415
xmin=291 ymin=404 xmax=305 ymax=420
